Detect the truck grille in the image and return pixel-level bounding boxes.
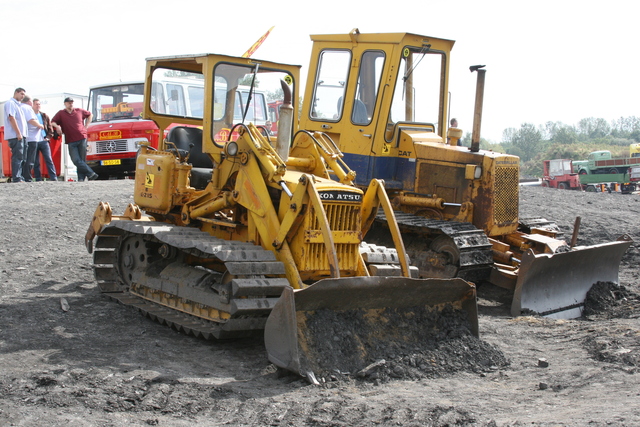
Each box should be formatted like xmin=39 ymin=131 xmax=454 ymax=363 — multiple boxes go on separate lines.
xmin=494 ymin=167 xmax=519 ymax=225
xmin=96 ymin=139 xmax=130 ymax=153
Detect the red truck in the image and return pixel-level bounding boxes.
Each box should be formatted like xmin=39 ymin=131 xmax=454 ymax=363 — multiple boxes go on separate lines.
xmin=542 ymin=159 xmax=582 ymax=190
xmin=85 ymin=81 xmax=160 ymax=179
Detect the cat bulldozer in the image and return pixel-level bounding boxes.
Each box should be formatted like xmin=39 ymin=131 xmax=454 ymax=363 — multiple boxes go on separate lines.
xmin=85 ymin=53 xmax=478 ymax=379
xmin=296 ymin=30 xmax=632 ymax=318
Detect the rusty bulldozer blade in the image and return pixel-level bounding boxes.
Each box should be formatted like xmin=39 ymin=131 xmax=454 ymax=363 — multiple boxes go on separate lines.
xmin=511 ymin=235 xmax=633 ymax=319
xmin=264 ymin=277 xmax=477 ymax=378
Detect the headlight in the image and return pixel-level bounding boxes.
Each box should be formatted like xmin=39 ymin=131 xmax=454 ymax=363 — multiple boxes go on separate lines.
xmin=225 ymin=141 xmax=239 ymax=157
xmin=465 ymin=164 xmax=482 ymax=180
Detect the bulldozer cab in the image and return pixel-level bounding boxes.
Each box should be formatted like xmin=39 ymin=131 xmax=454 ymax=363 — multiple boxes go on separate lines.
xmin=299 ymin=30 xmax=455 ymax=189
xmin=142 ymin=53 xmax=301 ymax=166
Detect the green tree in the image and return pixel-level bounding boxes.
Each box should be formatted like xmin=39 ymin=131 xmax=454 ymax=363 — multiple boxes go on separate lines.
xmin=501 ymin=123 xmax=543 ymax=162
xmin=577 ymin=117 xmax=610 ymax=139
xmin=266 ymin=88 xmax=284 ymax=102
xmin=544 ymin=121 xmax=578 ymax=145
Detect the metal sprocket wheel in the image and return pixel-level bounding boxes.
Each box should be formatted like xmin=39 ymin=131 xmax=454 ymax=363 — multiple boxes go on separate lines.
xmin=116 ymin=234 xmax=157 ymax=288
xmin=428 ymin=235 xmax=460 ymax=278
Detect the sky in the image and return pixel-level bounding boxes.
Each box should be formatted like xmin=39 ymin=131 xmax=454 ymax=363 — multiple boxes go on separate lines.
xmin=1 ymin=0 xmax=638 ymax=142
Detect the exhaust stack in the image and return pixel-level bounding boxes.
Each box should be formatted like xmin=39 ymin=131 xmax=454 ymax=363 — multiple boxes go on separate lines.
xmin=470 ymin=65 xmax=486 ymax=153
xmin=275 ymin=79 xmax=294 ymax=162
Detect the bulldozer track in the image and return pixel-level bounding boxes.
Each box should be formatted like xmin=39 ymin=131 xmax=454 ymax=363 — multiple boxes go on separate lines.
xmin=91 ymin=222 xmax=289 ymax=339
xmin=376 ymin=211 xmax=494 ymax=283
xmin=518 ymin=217 xmax=561 ymax=235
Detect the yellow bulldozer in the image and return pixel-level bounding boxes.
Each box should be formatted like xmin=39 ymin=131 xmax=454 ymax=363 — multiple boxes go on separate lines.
xmin=85 ymin=52 xmax=478 ymax=379
xmin=296 ymin=29 xmax=632 ymax=318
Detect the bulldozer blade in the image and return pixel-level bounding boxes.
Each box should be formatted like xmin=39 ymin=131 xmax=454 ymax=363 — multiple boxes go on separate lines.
xmin=264 ymin=277 xmax=477 ymax=378
xmin=511 ymin=235 xmax=633 ymax=319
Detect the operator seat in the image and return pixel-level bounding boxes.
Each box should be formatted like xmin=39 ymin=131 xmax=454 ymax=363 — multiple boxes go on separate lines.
xmin=165 ymin=126 xmax=213 ymax=190
xmin=352 ymin=99 xmax=369 ymax=125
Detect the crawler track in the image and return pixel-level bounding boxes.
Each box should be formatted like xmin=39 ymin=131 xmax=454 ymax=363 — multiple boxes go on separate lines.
xmin=91 ymin=222 xmax=289 ymax=339
xmin=374 ymin=211 xmax=494 ymax=284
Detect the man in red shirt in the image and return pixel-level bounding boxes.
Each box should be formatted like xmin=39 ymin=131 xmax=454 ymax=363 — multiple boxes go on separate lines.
xmin=51 ymin=97 xmax=98 ymax=181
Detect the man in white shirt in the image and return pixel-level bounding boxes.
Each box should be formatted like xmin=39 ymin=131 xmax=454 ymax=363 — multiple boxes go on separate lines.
xmin=3 ymin=88 xmax=28 ymax=182
xmin=20 ymin=95 xmax=46 ymax=182
xmin=31 ymin=98 xmax=57 ymax=181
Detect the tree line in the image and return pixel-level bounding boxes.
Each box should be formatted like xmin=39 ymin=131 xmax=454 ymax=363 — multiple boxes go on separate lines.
xmin=461 ymin=116 xmax=640 ymax=177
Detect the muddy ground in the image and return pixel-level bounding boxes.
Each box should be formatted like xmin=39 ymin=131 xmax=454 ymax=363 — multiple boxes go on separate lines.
xmin=0 ymin=180 xmax=639 ymax=426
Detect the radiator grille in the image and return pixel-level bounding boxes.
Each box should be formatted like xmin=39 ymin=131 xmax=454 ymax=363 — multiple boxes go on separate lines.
xmin=302 ymin=202 xmax=361 ymax=274
xmin=494 ymin=167 xmax=519 ymax=225
xmin=312 ymin=203 xmax=359 ymax=231
xmin=305 ymin=243 xmax=359 ymax=272
xmin=96 ymin=139 xmax=130 ymax=153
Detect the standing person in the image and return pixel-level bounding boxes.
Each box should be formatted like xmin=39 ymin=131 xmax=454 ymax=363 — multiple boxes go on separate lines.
xmin=29 ymin=98 xmax=58 ymax=181
xmin=21 ymin=96 xmax=46 ymax=182
xmin=447 ymin=117 xmax=461 ymax=146
xmin=3 ymin=88 xmax=28 ymax=182
xmin=51 ymin=97 xmax=98 ymax=181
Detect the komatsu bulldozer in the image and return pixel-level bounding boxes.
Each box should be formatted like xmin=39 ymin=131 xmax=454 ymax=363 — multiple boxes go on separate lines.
xmin=85 ymin=53 xmax=478 ymax=379
xmin=296 ymin=30 xmax=632 ymax=318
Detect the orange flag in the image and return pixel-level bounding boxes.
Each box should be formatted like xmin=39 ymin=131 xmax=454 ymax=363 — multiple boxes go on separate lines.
xmin=242 ymin=26 xmax=275 ymax=58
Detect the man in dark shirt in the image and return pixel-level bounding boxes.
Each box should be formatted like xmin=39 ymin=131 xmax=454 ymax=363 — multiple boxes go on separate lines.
xmin=51 ymin=97 xmax=98 ymax=181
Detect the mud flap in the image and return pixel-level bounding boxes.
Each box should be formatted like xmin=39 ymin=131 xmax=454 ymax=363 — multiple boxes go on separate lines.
xmin=264 ymin=277 xmax=477 ymax=378
xmin=511 ymin=235 xmax=633 ymax=319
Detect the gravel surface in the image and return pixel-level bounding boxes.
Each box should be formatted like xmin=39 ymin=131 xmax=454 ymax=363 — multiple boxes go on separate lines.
xmin=0 ymin=180 xmax=639 ymax=426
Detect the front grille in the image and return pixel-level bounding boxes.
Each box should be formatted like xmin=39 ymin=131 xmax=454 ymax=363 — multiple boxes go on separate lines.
xmin=312 ymin=203 xmax=360 ymax=231
xmin=299 ymin=202 xmax=361 ymax=275
xmin=96 ymin=139 xmax=130 ymax=153
xmin=494 ymin=167 xmax=519 ymax=225
xmin=306 ymin=243 xmax=359 ymax=272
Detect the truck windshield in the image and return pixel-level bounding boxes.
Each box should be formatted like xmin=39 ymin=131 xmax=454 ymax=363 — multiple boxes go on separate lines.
xmin=89 ymin=83 xmax=145 ymax=122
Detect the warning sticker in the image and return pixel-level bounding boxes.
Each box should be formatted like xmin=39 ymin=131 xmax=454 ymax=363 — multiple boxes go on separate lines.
xmin=145 ymin=172 xmax=154 ymax=188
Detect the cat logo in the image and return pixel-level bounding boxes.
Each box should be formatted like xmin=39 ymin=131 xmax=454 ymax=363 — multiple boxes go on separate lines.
xmin=145 ymin=172 xmax=154 ymax=188
xmin=399 ymin=151 xmax=412 ymax=157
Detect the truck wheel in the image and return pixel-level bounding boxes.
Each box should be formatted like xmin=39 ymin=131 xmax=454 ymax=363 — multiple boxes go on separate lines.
xmin=541 ymin=181 xmax=549 ymax=187
xmin=585 ymin=185 xmax=596 ymax=192
xmin=558 ymin=182 xmax=568 ymax=190
xmin=579 ymin=170 xmax=588 ymax=175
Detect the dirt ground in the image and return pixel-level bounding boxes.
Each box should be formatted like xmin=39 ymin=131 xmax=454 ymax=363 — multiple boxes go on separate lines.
xmin=1 ymin=180 xmax=639 ymax=427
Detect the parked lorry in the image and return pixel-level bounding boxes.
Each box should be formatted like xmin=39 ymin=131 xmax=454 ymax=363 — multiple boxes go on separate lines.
xmin=574 ymin=150 xmax=640 ymax=175
xmin=542 ymin=159 xmax=582 ymax=190
xmin=573 ymin=150 xmax=638 ymax=193
xmin=85 ymin=51 xmax=478 ymax=379
xmin=296 ymin=30 xmax=632 ymax=318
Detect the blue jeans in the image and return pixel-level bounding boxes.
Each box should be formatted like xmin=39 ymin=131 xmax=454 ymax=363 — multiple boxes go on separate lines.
xmin=67 ymin=139 xmax=95 ymax=181
xmin=8 ymin=137 xmax=25 ymax=182
xmin=24 ymin=141 xmax=38 ymax=182
xmin=33 ymin=140 xmax=57 ymax=181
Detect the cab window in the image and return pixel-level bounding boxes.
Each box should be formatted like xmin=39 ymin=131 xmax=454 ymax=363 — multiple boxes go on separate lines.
xmin=309 ymin=50 xmax=351 ymax=121
xmin=352 ymin=50 xmax=385 ymax=125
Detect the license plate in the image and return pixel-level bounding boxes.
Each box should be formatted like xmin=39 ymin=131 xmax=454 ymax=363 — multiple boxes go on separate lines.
xmin=101 ymin=159 xmax=122 ymax=166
